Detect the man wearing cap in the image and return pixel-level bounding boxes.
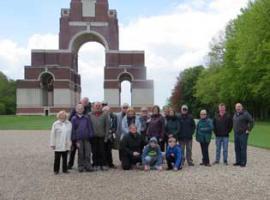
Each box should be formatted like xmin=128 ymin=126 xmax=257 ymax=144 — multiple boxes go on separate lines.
xmin=178 ymin=105 xmax=196 ymax=166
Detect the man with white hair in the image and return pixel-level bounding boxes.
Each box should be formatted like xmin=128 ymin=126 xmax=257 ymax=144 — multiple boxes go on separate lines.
xmin=68 ymin=97 xmax=92 ymax=169
xmin=90 ymin=102 xmax=110 ymax=171
xmin=69 ymin=97 xmax=92 ymax=120
xmin=233 ymin=103 xmax=254 ymax=167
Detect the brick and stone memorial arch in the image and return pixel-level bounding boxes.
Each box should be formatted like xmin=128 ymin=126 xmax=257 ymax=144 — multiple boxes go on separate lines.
xmin=16 ymin=0 xmax=154 ymax=115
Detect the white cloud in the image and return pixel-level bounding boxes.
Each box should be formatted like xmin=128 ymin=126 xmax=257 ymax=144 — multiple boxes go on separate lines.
xmin=119 ymin=0 xmax=249 ymax=105
xmin=0 ymin=0 xmax=249 ymax=106
xmin=0 ymin=34 xmax=58 ymax=79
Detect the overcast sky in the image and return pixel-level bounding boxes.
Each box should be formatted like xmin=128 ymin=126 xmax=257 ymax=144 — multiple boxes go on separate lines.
xmin=0 ymin=0 xmax=249 ymax=106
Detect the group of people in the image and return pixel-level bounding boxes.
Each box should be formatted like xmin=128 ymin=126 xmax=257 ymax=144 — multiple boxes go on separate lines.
xmin=50 ymin=98 xmax=254 ymax=174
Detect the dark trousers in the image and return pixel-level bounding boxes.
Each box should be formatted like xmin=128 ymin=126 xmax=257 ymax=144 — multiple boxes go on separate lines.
xmin=234 ymin=133 xmax=248 ymax=166
xmin=200 ymin=142 xmax=210 ymax=164
xmin=105 ymin=140 xmax=114 ymax=166
xmin=91 ymin=137 xmax=107 ymax=166
xmin=54 ymin=151 xmax=68 ymax=173
xmin=121 ymin=154 xmax=141 ymax=170
xmin=166 ymin=155 xmax=179 ymax=169
xmin=78 ymin=139 xmax=92 ymax=170
xmin=179 ymin=139 xmax=193 ymax=165
xmin=68 ymin=140 xmax=77 ymax=168
xmin=159 ymin=140 xmax=165 ymax=152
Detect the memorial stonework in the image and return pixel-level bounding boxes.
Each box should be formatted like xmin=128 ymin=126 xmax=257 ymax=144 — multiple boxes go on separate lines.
xmin=16 ymin=0 xmax=154 ymax=115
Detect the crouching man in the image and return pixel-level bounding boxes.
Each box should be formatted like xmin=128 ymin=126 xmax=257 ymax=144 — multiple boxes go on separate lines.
xmin=120 ymin=124 xmax=145 ymax=170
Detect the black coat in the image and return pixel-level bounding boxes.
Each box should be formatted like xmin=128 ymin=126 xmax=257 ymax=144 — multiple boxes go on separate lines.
xmin=120 ymin=133 xmax=145 ymax=157
xmin=178 ymin=114 xmax=196 ymax=140
xmin=213 ymin=113 xmax=233 ymax=137
xmin=233 ymin=111 xmax=254 ymax=134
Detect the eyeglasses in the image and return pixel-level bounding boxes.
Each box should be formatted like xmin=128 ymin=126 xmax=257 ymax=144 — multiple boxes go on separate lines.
xmin=122 ymin=107 xmax=128 ymax=109
xmin=168 ymin=140 xmax=175 ymax=143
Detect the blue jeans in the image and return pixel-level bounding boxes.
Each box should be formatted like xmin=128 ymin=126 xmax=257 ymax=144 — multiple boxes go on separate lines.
xmin=143 ymin=156 xmax=161 ymax=169
xmin=234 ymin=133 xmax=249 ymax=166
xmin=215 ymin=137 xmax=229 ymax=163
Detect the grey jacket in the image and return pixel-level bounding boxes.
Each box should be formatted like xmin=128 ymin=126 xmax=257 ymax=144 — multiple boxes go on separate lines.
xmin=233 ymin=110 xmax=254 ymax=134
xmin=89 ymin=112 xmax=110 ymax=140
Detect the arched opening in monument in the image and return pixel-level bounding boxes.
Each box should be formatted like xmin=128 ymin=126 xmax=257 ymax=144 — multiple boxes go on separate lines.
xmin=120 ymin=81 xmax=132 ymax=106
xmin=40 ymin=73 xmax=54 ymax=107
xmin=77 ymin=42 xmax=105 ymax=102
xmin=119 ymin=73 xmax=133 ymax=106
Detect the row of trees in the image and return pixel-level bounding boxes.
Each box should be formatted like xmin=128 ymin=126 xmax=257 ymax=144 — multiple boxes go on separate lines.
xmin=0 ymin=71 xmax=16 ymax=115
xmin=169 ymin=0 xmax=270 ymax=120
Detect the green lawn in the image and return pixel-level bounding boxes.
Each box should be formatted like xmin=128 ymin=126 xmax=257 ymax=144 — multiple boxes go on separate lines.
xmin=229 ymin=121 xmax=270 ymax=149
xmin=0 ymin=115 xmax=56 ymax=130
xmin=0 ymin=116 xmax=269 ymax=149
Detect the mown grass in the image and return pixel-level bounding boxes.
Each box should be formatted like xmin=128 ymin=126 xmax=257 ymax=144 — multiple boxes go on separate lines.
xmin=0 ymin=115 xmax=56 ymax=130
xmin=229 ymin=121 xmax=270 ymax=149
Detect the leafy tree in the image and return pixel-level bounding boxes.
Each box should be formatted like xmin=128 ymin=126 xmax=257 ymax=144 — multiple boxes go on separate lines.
xmin=0 ymin=71 xmax=16 ymax=115
xmin=169 ymin=66 xmax=204 ymax=117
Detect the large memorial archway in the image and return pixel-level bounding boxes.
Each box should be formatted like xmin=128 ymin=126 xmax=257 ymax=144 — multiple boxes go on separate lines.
xmin=17 ymin=0 xmax=154 ymax=115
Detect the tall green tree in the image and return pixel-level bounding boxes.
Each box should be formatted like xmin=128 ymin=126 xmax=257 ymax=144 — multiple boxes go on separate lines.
xmin=169 ymin=66 xmax=204 ymax=117
xmin=0 ymin=71 xmax=16 ymax=115
xmin=194 ymin=0 xmax=270 ymax=119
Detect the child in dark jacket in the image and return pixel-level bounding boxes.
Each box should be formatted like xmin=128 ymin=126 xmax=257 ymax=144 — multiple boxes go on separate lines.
xmin=166 ymin=137 xmax=182 ymax=170
xmin=142 ymin=137 xmax=163 ymax=171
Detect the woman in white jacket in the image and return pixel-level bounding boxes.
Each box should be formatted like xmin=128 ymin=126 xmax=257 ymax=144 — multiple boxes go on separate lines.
xmin=50 ymin=111 xmax=72 ymax=174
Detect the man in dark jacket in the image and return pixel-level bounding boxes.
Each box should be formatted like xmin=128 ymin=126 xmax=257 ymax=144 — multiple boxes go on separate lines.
xmin=178 ymin=105 xmax=196 ymax=166
xmin=213 ymin=103 xmax=233 ymax=165
xmin=68 ymin=97 xmax=91 ymax=169
xmin=103 ymin=106 xmax=117 ymax=168
xmin=233 ymin=103 xmax=254 ymax=167
xmin=120 ymin=124 xmax=145 ymax=170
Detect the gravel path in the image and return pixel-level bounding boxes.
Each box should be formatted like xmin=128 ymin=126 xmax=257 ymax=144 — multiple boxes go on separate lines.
xmin=0 ymin=130 xmax=269 ymax=200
